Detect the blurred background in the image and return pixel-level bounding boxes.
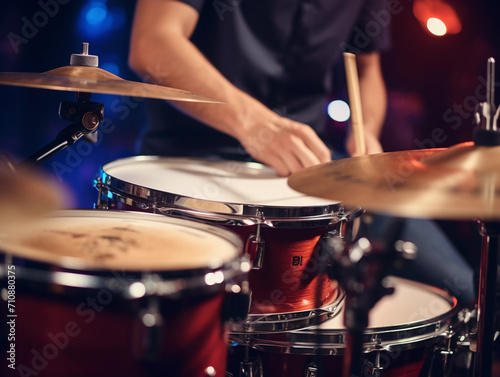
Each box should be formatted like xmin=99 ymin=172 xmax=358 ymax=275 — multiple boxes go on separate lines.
xmin=0 ymin=0 xmax=499 ymax=267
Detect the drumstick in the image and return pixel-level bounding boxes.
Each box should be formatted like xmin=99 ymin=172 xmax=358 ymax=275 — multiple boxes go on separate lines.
xmin=343 ymin=52 xmax=366 ymax=156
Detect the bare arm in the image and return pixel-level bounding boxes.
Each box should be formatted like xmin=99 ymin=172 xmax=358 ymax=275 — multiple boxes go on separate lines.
xmin=129 ymin=0 xmax=331 ymax=176
xmin=345 ymin=52 xmax=387 ymax=155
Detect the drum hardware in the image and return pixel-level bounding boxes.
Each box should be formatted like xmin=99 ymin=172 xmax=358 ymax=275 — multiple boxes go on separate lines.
xmin=134 ymin=296 xmax=164 ymax=362
xmin=94 ymin=177 xmax=108 ymax=210
xmin=17 ymin=43 xmax=105 ymax=169
xmin=362 ymin=339 xmax=384 ymax=377
xmin=326 ymin=221 xmax=417 ymax=377
xmin=304 ymin=362 xmax=318 ymax=377
xmin=474 ymin=220 xmax=499 ymax=377
xmin=20 ymin=91 xmax=104 ymax=169
xmin=237 ymin=347 xmax=263 ymax=377
xmin=246 ymin=210 xmax=265 ymax=270
xmin=223 ymin=280 xmax=252 ymax=323
xmin=0 ymin=43 xmax=222 ymax=169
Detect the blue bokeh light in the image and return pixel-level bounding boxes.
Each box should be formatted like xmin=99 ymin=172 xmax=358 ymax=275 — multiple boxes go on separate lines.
xmin=85 ymin=3 xmax=107 ymax=25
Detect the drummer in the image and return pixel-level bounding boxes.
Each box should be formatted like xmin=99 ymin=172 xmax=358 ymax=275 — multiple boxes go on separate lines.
xmin=128 ymin=0 xmax=475 ymax=304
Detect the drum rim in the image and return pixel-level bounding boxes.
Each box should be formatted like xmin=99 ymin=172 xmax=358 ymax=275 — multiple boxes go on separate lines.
xmin=1 ymin=209 xmax=246 ymax=298
xmin=228 ymin=288 xmax=346 ymax=333
xmin=97 ymin=156 xmax=345 ymax=223
xmin=230 ymin=278 xmax=461 ymax=354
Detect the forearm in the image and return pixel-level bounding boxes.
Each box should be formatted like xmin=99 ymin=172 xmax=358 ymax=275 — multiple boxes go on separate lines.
xmin=357 ymin=52 xmax=387 ymax=138
xmin=128 ymin=0 xmax=331 ymax=175
xmin=129 ymin=4 xmax=268 ymax=142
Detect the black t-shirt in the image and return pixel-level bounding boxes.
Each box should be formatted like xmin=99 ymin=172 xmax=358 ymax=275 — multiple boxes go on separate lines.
xmin=140 ymin=0 xmax=391 ymax=158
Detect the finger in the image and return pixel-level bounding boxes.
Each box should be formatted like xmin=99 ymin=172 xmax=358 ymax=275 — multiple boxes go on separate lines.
xmin=269 ymin=147 xmax=303 ymax=176
xmin=291 ymin=123 xmax=331 ymax=163
xmin=287 ymin=135 xmax=322 ymax=168
xmin=253 ymin=149 xmax=291 ymax=177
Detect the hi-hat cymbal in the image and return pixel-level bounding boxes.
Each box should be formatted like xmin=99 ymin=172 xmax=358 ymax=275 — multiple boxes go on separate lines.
xmin=0 ymin=65 xmax=222 ymax=103
xmin=288 ymin=142 xmax=500 ymax=220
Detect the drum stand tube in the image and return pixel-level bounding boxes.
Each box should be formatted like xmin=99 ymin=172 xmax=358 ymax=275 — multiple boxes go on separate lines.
xmin=474 ymin=221 xmax=499 ymax=377
xmin=326 ymin=226 xmax=417 ymax=377
xmin=20 ymin=92 xmax=103 ymax=169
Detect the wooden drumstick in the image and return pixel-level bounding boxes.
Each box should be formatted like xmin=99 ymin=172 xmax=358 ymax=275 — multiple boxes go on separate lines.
xmin=343 ymin=52 xmax=366 ymax=156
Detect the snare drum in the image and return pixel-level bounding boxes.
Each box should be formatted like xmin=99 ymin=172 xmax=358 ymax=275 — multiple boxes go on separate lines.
xmin=228 ymin=278 xmax=461 ymax=377
xmin=96 ymin=157 xmax=356 ymax=331
xmin=0 ymin=210 xmax=245 ymax=377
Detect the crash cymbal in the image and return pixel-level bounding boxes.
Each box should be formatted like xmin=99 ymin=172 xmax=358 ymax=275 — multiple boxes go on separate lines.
xmin=0 ymin=65 xmax=222 ymax=103
xmin=0 ymin=168 xmax=69 ymax=229
xmin=288 ymin=142 xmax=500 ymax=220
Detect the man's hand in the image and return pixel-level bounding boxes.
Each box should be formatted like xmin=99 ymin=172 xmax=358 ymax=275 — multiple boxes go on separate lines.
xmin=238 ymin=111 xmax=331 ymax=176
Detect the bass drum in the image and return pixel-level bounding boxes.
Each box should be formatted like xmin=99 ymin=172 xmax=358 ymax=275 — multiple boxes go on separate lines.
xmin=228 ymin=277 xmax=463 ymax=377
xmin=0 ymin=210 xmax=246 ymax=377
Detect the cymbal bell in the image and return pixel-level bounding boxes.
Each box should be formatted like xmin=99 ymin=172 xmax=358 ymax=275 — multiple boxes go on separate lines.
xmin=288 ymin=142 xmax=500 ymax=220
xmin=0 ymin=65 xmax=222 ymax=103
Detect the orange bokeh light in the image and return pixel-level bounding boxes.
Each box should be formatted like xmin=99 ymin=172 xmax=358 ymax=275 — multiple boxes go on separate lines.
xmin=413 ymin=0 xmax=462 ymax=35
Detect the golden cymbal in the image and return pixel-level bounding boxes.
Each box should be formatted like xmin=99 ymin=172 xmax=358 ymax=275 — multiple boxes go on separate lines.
xmin=0 ymin=65 xmax=222 ymax=103
xmin=0 ymin=169 xmax=69 ymax=229
xmin=288 ymin=142 xmax=500 ymax=220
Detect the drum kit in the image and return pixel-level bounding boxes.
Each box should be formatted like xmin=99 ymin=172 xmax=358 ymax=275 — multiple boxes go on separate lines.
xmin=0 ymin=43 xmax=498 ymax=377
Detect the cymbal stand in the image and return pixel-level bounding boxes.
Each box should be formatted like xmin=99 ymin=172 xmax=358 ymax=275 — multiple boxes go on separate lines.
xmin=472 ymin=57 xmax=499 ymax=377
xmin=19 ymin=92 xmax=103 ymax=169
xmin=474 ymin=221 xmax=499 ymax=377
xmin=326 ymin=225 xmax=416 ymax=377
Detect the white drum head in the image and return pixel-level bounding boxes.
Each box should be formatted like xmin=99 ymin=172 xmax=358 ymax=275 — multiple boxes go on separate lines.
xmin=2 ymin=210 xmax=241 ymax=271
xmin=100 ymin=157 xmax=339 ymax=215
xmin=316 ymin=277 xmax=455 ymax=330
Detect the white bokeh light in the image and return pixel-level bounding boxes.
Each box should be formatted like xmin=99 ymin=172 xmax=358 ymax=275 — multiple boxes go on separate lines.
xmin=327 ymin=100 xmax=351 ymax=122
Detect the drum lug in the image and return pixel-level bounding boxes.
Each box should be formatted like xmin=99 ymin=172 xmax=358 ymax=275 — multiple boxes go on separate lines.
xmin=223 ymin=282 xmax=251 ymax=323
xmin=133 ymin=298 xmax=164 ymax=362
xmin=246 ymin=234 xmax=265 ymax=270
xmin=304 ymin=362 xmax=318 ymax=377
xmin=239 ymin=355 xmax=262 ymax=377
xmin=94 ymin=177 xmax=109 ymax=209
xmin=246 ymin=215 xmax=265 ymax=270
xmin=364 ymin=347 xmax=384 ymax=377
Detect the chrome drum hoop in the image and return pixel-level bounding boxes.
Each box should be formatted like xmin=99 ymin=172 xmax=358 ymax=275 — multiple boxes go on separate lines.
xmin=230 ymin=278 xmax=461 ymax=354
xmin=96 ymin=156 xmax=347 ymax=227
xmin=228 ymin=289 xmax=345 ymax=333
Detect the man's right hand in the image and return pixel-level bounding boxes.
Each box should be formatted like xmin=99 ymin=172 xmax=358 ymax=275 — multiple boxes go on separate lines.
xmin=237 ymin=109 xmax=331 ymax=176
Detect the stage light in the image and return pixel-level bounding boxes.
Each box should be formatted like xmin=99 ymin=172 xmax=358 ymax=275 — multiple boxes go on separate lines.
xmin=427 ymin=17 xmax=447 ymax=36
xmin=327 ymin=100 xmax=350 ymax=122
xmin=85 ymin=3 xmax=107 ymax=25
xmin=77 ymin=2 xmax=125 ymax=38
xmin=413 ymin=0 xmax=461 ymax=36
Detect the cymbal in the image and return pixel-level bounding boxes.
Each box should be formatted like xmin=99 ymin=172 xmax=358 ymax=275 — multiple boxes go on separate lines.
xmin=0 ymin=169 xmax=68 ymax=229
xmin=0 ymin=65 xmax=222 ymax=103
xmin=288 ymin=142 xmax=500 ymax=220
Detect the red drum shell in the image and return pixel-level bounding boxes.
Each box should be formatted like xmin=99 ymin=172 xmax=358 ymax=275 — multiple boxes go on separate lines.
xmin=5 ymin=291 xmax=227 ymax=377
xmin=229 ymin=225 xmax=338 ymax=314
